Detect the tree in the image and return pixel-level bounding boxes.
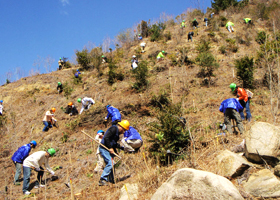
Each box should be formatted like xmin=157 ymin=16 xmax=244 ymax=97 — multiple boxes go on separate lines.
xmin=235 ymin=56 xmax=254 ymax=89
xmin=132 ymin=61 xmax=149 ymax=92
xmin=76 ymin=49 xmax=90 ymax=70
xmin=211 ymin=0 xmax=238 ymax=11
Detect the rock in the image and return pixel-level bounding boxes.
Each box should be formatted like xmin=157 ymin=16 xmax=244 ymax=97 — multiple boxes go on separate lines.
xmin=274 ymin=165 xmax=280 ymax=177
xmin=217 ymin=150 xmax=251 ymax=178
xmin=244 ymin=169 xmax=280 ymax=198
xmin=245 ymin=122 xmax=280 ymax=165
xmin=151 ymin=168 xmax=244 ymax=200
xmin=119 ymin=183 xmax=138 ymax=200
xmin=231 ymin=139 xmax=245 ymax=153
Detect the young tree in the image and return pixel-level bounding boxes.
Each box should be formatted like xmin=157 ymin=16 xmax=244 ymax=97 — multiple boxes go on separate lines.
xmin=235 ymin=56 xmax=254 ymax=89
xmin=211 ymin=0 xmax=238 ymax=11
xmin=76 ymin=49 xmax=91 ymax=70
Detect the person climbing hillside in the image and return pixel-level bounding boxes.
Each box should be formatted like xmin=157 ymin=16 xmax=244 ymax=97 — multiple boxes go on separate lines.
xmin=121 ymin=126 xmax=143 ymax=153
xmin=105 ymin=105 xmax=121 ymax=125
xmin=138 ymin=34 xmax=142 ymax=40
xmin=226 ymin=21 xmax=235 ymax=33
xmin=188 ymin=31 xmax=194 ymax=42
xmin=102 ymin=55 xmax=107 ymax=64
xmin=94 ymin=130 xmax=105 ymax=173
xmin=157 ymin=50 xmax=165 ymax=61
xmin=219 ymin=98 xmax=244 ymax=135
xmin=204 ymin=17 xmax=208 ymax=27
xmin=22 ymin=148 xmax=56 ymax=195
xmin=131 ymin=55 xmax=139 ymax=70
xmin=180 ymin=20 xmax=186 ymax=28
xmin=210 ymin=12 xmax=215 ymax=18
xmin=57 ymin=82 xmax=63 ymax=94
xmin=140 ymin=42 xmax=146 ymax=53
xmin=0 ymin=100 xmax=3 ymax=115
xmin=58 ymin=58 xmax=64 ymax=70
xmin=42 ymin=108 xmax=57 ymax=132
xmin=78 ymin=97 xmax=95 ymax=114
xmin=243 ymin=18 xmax=252 ymax=24
xmin=99 ymin=120 xmax=130 ymax=186
xmin=64 ymin=102 xmax=78 ymax=116
xmin=75 ymin=69 xmax=81 ymax=78
xmin=230 ymin=83 xmax=252 ymax=121
xmin=11 ymin=141 xmax=37 ymax=185
xmin=192 ymin=18 xmax=199 ymax=29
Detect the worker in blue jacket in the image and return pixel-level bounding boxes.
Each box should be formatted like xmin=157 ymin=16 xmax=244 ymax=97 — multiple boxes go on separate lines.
xmin=219 ymin=98 xmax=244 ymax=135
xmin=121 ymin=126 xmax=143 ymax=153
xmin=105 ymin=105 xmax=121 ymax=125
xmin=11 ymin=141 xmax=37 ymax=185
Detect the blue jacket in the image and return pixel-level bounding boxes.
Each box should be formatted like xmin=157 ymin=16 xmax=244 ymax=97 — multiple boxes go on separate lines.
xmin=11 ymin=144 xmax=32 ymax=164
xmin=106 ymin=106 xmax=121 ymax=122
xmin=124 ymin=126 xmax=142 ymax=141
xmin=219 ymin=98 xmax=243 ymax=113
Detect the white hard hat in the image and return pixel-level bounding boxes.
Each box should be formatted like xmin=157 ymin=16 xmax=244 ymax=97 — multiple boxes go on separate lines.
xmin=132 ymin=55 xmax=136 ymax=58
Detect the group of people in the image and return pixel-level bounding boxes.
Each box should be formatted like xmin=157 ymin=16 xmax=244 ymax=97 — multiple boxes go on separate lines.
xmin=219 ymin=83 xmax=252 ymax=135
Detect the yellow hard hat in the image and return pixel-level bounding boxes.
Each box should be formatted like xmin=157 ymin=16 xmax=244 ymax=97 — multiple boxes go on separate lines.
xmin=118 ymin=120 xmax=130 ymax=130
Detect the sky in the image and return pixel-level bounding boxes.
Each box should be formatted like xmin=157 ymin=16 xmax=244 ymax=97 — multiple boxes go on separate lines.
xmin=0 ymin=0 xmax=212 ymax=84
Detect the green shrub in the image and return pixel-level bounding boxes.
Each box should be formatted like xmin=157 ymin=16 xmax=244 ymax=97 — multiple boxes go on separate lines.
xmin=149 ymin=23 xmax=166 ymax=42
xmin=72 ymin=74 xmax=82 ymax=85
xmin=212 ymin=0 xmax=238 ymax=11
xmin=218 ymin=16 xmax=228 ymax=27
xmin=256 ymin=31 xmax=268 ymax=45
xmin=235 ymin=56 xmax=254 ymax=89
xmin=132 ymin=61 xmax=149 ymax=92
xmin=107 ymin=62 xmax=124 ymax=85
xmin=61 ymin=132 xmax=69 ymax=143
xmin=140 ymin=20 xmax=149 ymax=38
xmin=76 ymin=49 xmax=91 ymax=70
xmin=63 ymin=82 xmax=74 ymax=99
xmin=196 ymin=39 xmax=211 ymax=53
xmin=89 ymin=47 xmax=103 ymax=72
xmin=150 ymin=90 xmax=170 ymax=108
xmin=219 ymin=45 xmax=227 ymax=54
xmin=164 ymin=31 xmax=172 ymax=42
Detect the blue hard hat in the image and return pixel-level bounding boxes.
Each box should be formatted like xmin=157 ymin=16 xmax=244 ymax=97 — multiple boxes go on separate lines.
xmin=106 ymin=105 xmax=111 ymax=108
xmin=77 ymin=69 xmax=79 ymax=72
xmin=0 ymin=100 xmax=3 ymax=103
xmin=30 ymin=140 xmax=37 ymax=147
xmin=97 ymin=130 xmax=104 ymax=134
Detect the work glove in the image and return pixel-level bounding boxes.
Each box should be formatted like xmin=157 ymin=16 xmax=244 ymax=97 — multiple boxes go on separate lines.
xmin=36 ymin=168 xmax=41 ymax=172
xmin=50 ymin=171 xmax=55 ymax=175
xmin=69 ymin=113 xmax=72 ymax=116
xmin=236 ymin=98 xmax=239 ymax=101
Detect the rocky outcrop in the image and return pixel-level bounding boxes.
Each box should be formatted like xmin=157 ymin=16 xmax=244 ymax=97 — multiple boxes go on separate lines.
xmin=244 ymin=169 xmax=280 ymax=198
xmin=151 ymin=168 xmax=244 ymax=200
xmin=119 ymin=183 xmax=138 ymax=200
xmin=217 ymin=150 xmax=251 ymax=178
xmin=245 ymin=122 xmax=280 ymax=165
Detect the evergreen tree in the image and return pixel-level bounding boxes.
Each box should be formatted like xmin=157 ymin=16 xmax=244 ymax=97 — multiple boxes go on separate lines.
xmin=211 ymin=0 xmax=239 ymax=11
xmin=235 ymin=56 xmax=254 ymax=89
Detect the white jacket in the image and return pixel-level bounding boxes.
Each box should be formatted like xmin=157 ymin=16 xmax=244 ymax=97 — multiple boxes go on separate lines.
xmin=23 ymin=151 xmax=54 ymax=174
xmin=82 ymin=97 xmax=95 ymax=105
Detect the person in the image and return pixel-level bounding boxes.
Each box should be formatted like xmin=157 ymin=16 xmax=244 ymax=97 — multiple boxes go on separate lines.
xmin=58 ymin=58 xmax=64 ymax=70
xmin=204 ymin=17 xmax=208 ymax=27
xmin=219 ymin=98 xmax=244 ymax=135
xmin=138 ymin=34 xmax=142 ymax=40
xmin=134 ymin=30 xmax=137 ymax=41
xmin=210 ymin=12 xmax=215 ymax=18
xmin=140 ymin=42 xmax=146 ymax=53
xmin=243 ymin=18 xmax=252 ymax=24
xmin=188 ymin=31 xmax=194 ymax=42
xmin=57 ymin=82 xmax=63 ymax=94
xmin=11 ymin=141 xmax=37 ymax=185
xmin=78 ymin=97 xmax=95 ymax=114
xmin=99 ymin=120 xmax=130 ymax=186
xmin=157 ymin=50 xmax=165 ymax=61
xmin=42 ymin=108 xmax=57 ymax=132
xmin=121 ymin=126 xmax=143 ymax=153
xmin=105 ymin=105 xmax=121 ymax=125
xmin=131 ymin=55 xmax=138 ymax=70
xmin=75 ymin=69 xmax=81 ymax=78
xmin=226 ymin=21 xmax=235 ymax=33
xmin=192 ymin=18 xmax=199 ymax=29
xmin=22 ymin=148 xmax=56 ymax=195
xmin=64 ymin=102 xmax=78 ymax=116
xmin=0 ymin=100 xmax=3 ymax=115
xmin=180 ymin=20 xmax=186 ymax=28
xmin=102 ymin=55 xmax=107 ymax=64
xmin=94 ymin=130 xmax=105 ymax=173
xmin=230 ymin=83 xmax=252 ymax=121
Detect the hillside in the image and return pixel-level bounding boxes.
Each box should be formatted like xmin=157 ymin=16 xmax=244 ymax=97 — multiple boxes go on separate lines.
xmin=1 ymin=1 xmax=280 ymax=199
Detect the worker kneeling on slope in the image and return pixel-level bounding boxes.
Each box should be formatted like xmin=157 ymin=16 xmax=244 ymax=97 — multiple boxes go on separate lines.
xmin=77 ymin=97 xmax=95 ymax=114
xmin=42 ymin=108 xmax=57 ymax=132
xmin=22 ymin=148 xmax=56 ymax=195
xmin=65 ymin=102 xmax=78 ymax=116
xmin=99 ymin=120 xmax=130 ymax=186
xmin=121 ymin=126 xmax=143 ymax=153
xmin=105 ymin=105 xmax=121 ymax=125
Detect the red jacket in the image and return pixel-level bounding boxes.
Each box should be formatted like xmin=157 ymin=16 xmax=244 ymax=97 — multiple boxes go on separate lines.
xmin=237 ymin=87 xmax=248 ymax=102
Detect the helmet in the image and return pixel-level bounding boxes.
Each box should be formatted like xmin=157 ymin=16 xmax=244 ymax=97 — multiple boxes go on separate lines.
xmin=47 ymin=148 xmax=56 ymax=157
xmin=229 ymin=83 xmax=237 ymax=92
xmin=58 ymin=82 xmax=61 ymax=86
xmin=183 ymin=20 xmax=185 ymax=22
xmin=51 ymin=107 xmax=56 ymax=113
xmin=97 ymin=130 xmax=104 ymax=134
xmin=59 ymin=57 xmax=62 ymax=60
xmin=30 ymin=140 xmax=37 ymax=147
xmin=162 ymin=50 xmax=165 ymax=53
xmin=0 ymin=100 xmax=3 ymax=103
xmin=77 ymin=69 xmax=79 ymax=72
xmin=106 ymin=105 xmax=111 ymax=108
xmin=68 ymin=102 xmax=73 ymax=106
xmin=77 ymin=98 xmax=82 ymax=103
xmin=138 ymin=34 xmax=141 ymax=36
xmin=194 ymin=18 xmax=196 ymax=21
xmin=118 ymin=120 xmax=130 ymax=130
xmin=102 ymin=55 xmax=104 ymax=58
xmin=132 ymin=55 xmax=136 ymax=58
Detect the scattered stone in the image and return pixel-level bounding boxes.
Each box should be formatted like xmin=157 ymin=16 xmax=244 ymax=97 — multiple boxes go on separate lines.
xmin=119 ymin=183 xmax=138 ymax=200
xmin=231 ymin=139 xmax=245 ymax=153
xmin=217 ymin=150 xmax=251 ymax=178
xmin=151 ymin=168 xmax=244 ymax=200
xmin=274 ymin=165 xmax=280 ymax=177
xmin=244 ymin=169 xmax=280 ymax=198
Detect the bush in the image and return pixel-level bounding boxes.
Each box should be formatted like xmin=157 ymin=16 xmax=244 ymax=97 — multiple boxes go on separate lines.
xmin=218 ymin=16 xmax=228 ymax=27
xmin=140 ymin=20 xmax=149 ymax=38
xmin=89 ymin=47 xmax=103 ymax=72
xmin=72 ymin=74 xmax=82 ymax=85
xmin=235 ymin=56 xmax=254 ymax=89
xmin=148 ymin=103 xmax=189 ymax=166
xmin=132 ymin=61 xmax=149 ymax=92
xmin=150 ymin=90 xmax=170 ymax=108
xmin=164 ymin=31 xmax=172 ymax=42
xmin=107 ymin=62 xmax=124 ymax=85
xmin=256 ymin=31 xmax=268 ymax=45
xmin=63 ymin=82 xmax=74 ymax=99
xmin=76 ymin=49 xmax=91 ymax=70
xmin=196 ymin=39 xmax=211 ymax=53
xmin=212 ymin=0 xmax=239 ymax=11
xmin=149 ymin=23 xmax=166 ymax=42
xmin=219 ymin=45 xmax=227 ymax=54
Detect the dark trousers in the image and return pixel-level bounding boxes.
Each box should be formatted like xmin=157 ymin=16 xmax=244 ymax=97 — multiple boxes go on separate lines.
xmin=224 ymin=108 xmax=244 ymax=134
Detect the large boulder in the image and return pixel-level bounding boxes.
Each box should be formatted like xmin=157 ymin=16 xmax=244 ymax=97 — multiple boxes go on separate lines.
xmin=244 ymin=169 xmax=280 ymax=198
xmin=217 ymin=150 xmax=251 ymax=178
xmin=245 ymin=122 xmax=280 ymax=165
xmin=151 ymin=168 xmax=244 ymax=200
xmin=119 ymin=183 xmax=138 ymax=200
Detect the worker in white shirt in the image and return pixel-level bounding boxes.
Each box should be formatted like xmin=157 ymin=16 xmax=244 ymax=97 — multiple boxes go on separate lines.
xmin=77 ymin=97 xmax=95 ymax=114
xmin=22 ymin=148 xmax=56 ymax=195
xmin=0 ymin=100 xmax=3 ymax=115
xmin=42 ymin=108 xmax=57 ymax=132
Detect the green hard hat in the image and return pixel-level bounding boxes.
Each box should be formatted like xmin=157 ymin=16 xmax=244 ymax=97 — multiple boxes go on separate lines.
xmin=194 ymin=18 xmax=196 ymax=21
xmin=47 ymin=148 xmax=56 ymax=157
xmin=58 ymin=82 xmax=61 ymax=86
xmin=77 ymin=98 xmax=82 ymax=103
xmin=102 ymin=55 xmax=104 ymax=58
xmin=183 ymin=20 xmax=185 ymax=22
xmin=162 ymin=50 xmax=165 ymax=53
xmin=138 ymin=34 xmax=141 ymax=36
xmin=229 ymin=83 xmax=236 ymax=91
xmin=59 ymin=57 xmax=62 ymax=60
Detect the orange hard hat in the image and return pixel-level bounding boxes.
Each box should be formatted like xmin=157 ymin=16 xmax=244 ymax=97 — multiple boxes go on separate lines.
xmin=51 ymin=107 xmax=56 ymax=113
xmin=68 ymin=102 xmax=73 ymax=106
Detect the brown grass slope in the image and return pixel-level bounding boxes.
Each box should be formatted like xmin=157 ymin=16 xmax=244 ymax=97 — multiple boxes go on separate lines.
xmin=0 ymin=2 xmax=280 ymax=199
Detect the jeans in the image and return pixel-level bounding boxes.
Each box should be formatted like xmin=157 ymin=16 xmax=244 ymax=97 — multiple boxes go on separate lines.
xmin=23 ymin=166 xmax=44 ymax=193
xmin=42 ymin=121 xmax=52 ymax=131
xmin=99 ymin=146 xmax=114 ymax=183
xmin=14 ymin=162 xmax=22 ymax=183
xmin=188 ymin=35 xmax=193 ymax=42
xmin=205 ymin=21 xmax=208 ymax=27
xmin=240 ymin=100 xmax=252 ymax=121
